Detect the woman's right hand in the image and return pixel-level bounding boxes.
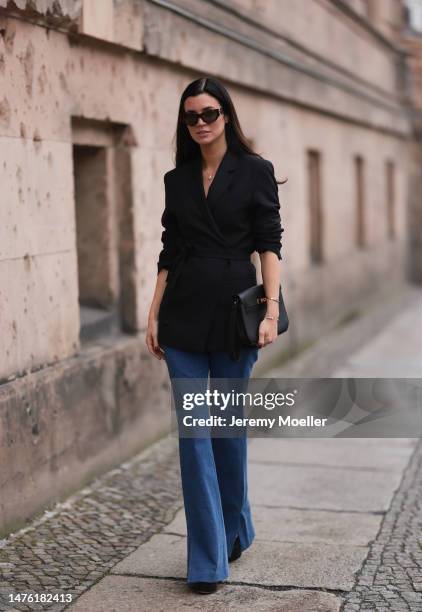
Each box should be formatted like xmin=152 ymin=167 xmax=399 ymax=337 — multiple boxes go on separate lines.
xmin=146 ymin=317 xmax=165 ymax=360
xmin=147 ymin=269 xmax=168 ymax=360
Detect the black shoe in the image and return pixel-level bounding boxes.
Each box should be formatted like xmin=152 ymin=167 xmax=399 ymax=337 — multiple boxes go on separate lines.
xmin=228 ymin=536 xmax=242 ymax=563
xmin=189 ymin=581 xmax=218 ymax=594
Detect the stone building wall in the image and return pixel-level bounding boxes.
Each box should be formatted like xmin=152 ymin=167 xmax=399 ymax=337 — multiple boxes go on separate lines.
xmin=401 ymin=1 xmax=422 ymax=281
xmin=0 ymin=0 xmax=412 ymax=535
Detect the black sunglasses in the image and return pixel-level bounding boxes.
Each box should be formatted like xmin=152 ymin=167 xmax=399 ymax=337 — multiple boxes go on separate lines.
xmin=182 ymin=107 xmax=224 ymax=126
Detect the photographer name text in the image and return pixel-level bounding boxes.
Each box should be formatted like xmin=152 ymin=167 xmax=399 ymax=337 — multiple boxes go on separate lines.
xmin=182 ymin=415 xmax=328 ymax=428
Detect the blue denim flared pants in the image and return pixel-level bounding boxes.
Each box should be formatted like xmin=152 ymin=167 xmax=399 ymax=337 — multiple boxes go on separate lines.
xmin=162 ymin=344 xmax=259 ymax=584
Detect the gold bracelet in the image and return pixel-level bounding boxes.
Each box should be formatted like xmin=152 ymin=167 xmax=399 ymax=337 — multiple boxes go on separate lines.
xmin=265 ymin=315 xmax=279 ymax=321
xmin=265 ymin=296 xmax=279 ymax=303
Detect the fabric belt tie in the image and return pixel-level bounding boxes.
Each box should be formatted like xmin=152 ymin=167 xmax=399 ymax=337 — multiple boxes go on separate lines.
xmin=166 ymin=241 xmax=251 ymax=293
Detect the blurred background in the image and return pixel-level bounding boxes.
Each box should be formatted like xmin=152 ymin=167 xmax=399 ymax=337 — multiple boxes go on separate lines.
xmin=1 ymin=0 xmax=422 ymax=537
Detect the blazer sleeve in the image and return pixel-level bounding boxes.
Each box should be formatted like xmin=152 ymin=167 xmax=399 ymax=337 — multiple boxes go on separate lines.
xmin=252 ymin=158 xmax=284 ymax=260
xmin=157 ymin=173 xmax=182 ymax=274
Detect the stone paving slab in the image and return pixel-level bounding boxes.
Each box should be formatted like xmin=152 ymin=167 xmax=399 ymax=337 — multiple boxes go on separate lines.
xmin=331 ymin=298 xmax=422 ymax=378
xmin=261 ymin=284 xmax=421 ymax=380
xmin=110 ymin=532 xmax=367 ymax=591
xmin=248 ymin=462 xmax=403 ymax=512
xmin=248 ymin=438 xmax=417 ymax=471
xmin=66 ymin=575 xmax=343 ymax=611
xmin=164 ymin=506 xmax=382 ymax=546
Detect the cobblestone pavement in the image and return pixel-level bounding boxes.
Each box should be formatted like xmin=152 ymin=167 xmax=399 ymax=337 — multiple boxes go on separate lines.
xmin=2 ymin=433 xmax=422 ymax=611
xmin=341 ymin=437 xmax=422 ymax=612
xmin=0 ymin=435 xmax=183 ymax=611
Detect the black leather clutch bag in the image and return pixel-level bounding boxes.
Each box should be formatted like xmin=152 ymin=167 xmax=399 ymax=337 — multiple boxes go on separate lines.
xmin=229 ymin=283 xmax=289 ymax=361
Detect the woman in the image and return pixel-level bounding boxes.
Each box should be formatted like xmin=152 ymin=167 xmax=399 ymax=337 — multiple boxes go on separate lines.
xmin=146 ymin=76 xmax=284 ymax=594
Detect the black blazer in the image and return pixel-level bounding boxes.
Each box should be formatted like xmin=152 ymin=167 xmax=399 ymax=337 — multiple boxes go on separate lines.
xmin=156 ymin=148 xmax=284 ymax=353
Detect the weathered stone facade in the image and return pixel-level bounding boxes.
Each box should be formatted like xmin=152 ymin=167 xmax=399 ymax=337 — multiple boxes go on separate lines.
xmin=401 ymin=1 xmax=422 ymax=282
xmin=0 ymin=0 xmax=414 ymax=535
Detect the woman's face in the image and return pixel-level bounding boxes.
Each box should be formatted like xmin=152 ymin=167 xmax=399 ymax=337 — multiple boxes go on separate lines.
xmin=183 ymin=93 xmax=228 ymax=147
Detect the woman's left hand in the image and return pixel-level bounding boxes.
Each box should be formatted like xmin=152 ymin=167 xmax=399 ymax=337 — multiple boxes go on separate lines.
xmin=257 ymin=317 xmax=278 ymax=348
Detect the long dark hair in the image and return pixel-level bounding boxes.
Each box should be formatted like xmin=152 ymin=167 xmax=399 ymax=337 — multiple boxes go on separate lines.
xmin=172 ymin=76 xmax=287 ymax=185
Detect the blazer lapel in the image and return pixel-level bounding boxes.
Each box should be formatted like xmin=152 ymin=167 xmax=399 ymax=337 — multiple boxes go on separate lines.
xmin=205 ymin=148 xmax=238 ymax=206
xmin=188 ymin=148 xmax=239 ymax=244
